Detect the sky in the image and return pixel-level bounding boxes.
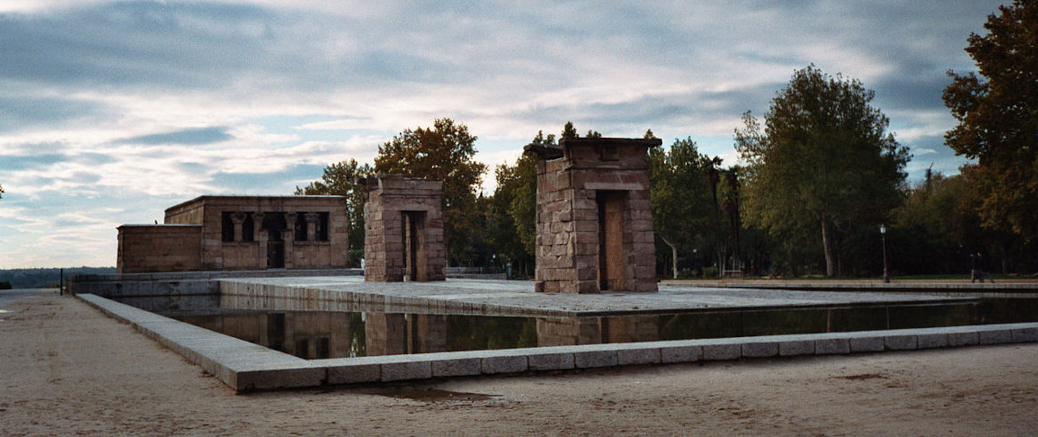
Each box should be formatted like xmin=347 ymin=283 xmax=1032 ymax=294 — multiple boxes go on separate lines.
xmin=0 ymin=0 xmax=1006 ymax=268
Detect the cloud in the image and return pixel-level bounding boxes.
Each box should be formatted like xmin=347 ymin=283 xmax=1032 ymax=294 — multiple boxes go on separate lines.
xmin=115 ymin=126 xmax=233 ymax=145
xmin=0 ymin=0 xmax=1010 ymax=268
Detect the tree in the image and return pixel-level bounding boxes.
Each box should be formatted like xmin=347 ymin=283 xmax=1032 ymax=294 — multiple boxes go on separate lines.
xmin=890 ymin=172 xmax=984 ymax=274
xmin=374 ymin=118 xmax=487 ymax=266
xmin=487 ymin=153 xmax=537 ymax=276
xmin=295 ymin=158 xmax=371 ymax=265
xmin=736 ymin=65 xmax=910 ymax=277
xmin=943 ymin=0 xmax=1038 ymax=240
xmin=562 ymin=122 xmax=578 ymax=139
xmin=648 ymin=137 xmax=716 ymax=278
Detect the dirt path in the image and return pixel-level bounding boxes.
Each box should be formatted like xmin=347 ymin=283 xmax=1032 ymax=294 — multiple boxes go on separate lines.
xmin=2 ymin=290 xmax=1036 ymax=436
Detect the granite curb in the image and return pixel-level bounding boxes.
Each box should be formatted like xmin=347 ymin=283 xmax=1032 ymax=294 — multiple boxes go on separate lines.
xmin=78 ymin=293 xmax=1038 ymax=392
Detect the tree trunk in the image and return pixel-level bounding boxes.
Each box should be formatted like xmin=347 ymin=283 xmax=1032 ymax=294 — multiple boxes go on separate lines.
xmin=660 ymin=234 xmax=679 ymax=279
xmin=820 ymin=214 xmax=835 ymax=277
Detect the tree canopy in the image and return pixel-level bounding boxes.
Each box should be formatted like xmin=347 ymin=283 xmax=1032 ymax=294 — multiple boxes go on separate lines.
xmin=943 ymin=0 xmax=1038 ymax=240
xmin=648 ymin=137 xmax=716 ymax=278
xmin=736 ymin=65 xmax=910 ymax=276
xmin=374 ymin=118 xmax=487 ymax=265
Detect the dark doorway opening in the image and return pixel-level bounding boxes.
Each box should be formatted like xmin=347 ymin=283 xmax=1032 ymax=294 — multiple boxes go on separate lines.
xmin=402 ymin=211 xmax=428 ymax=281
xmin=597 ymin=191 xmax=626 ymax=291
xmin=262 ymin=212 xmax=287 ymax=269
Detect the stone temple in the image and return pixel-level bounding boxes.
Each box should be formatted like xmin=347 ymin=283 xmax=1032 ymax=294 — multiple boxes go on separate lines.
xmin=525 ymin=137 xmax=661 ymax=293
xmin=361 ymin=175 xmax=446 ymax=282
xmin=117 ymin=195 xmax=349 ymax=273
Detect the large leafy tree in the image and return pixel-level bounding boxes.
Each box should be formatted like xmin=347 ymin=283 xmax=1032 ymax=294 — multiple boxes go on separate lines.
xmin=648 ymin=136 xmax=716 ymax=278
xmin=943 ymin=0 xmax=1038 ymax=240
xmin=487 ymin=152 xmax=537 ymax=275
xmin=295 ymin=158 xmax=372 ymax=265
xmin=736 ymin=65 xmax=910 ymax=277
xmin=374 ymin=118 xmax=487 ymax=266
xmin=891 ymin=171 xmax=985 ymax=274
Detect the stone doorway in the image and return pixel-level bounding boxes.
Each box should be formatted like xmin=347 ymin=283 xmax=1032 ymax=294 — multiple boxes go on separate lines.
xmin=267 ymin=231 xmax=285 ymax=269
xmin=362 ymin=175 xmax=446 ymax=282
xmin=597 ymin=191 xmax=626 ymax=291
xmin=402 ymin=211 xmax=429 ymax=282
xmin=260 ymin=213 xmax=287 ymax=269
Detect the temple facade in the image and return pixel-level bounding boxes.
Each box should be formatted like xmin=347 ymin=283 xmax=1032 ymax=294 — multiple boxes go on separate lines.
xmin=117 ymin=195 xmax=348 ymax=273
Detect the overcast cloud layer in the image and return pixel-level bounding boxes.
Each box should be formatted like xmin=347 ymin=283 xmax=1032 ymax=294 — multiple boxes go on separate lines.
xmin=0 ymin=0 xmax=1005 ymax=268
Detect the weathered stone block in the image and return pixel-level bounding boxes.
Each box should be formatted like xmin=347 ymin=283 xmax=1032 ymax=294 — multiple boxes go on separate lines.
xmin=482 ymin=355 xmax=527 ymax=374
xmin=978 ymin=329 xmax=1012 ymax=345
xmin=1011 ymin=326 xmax=1038 ymax=343
xmin=742 ymin=342 xmax=779 ymax=358
xmin=917 ymin=333 xmax=948 ymax=349
xmin=381 ymin=361 xmax=432 ymax=381
xmin=850 ymin=336 xmax=885 ymax=353
xmin=660 ymin=344 xmax=702 ymax=363
xmin=702 ymin=343 xmax=741 ymax=361
xmin=327 ymin=363 xmax=381 ymax=384
xmin=815 ymin=338 xmax=850 ymax=355
xmin=617 ymin=347 xmax=661 ymax=365
xmin=948 ymin=331 xmax=979 ymax=347
xmin=574 ymin=349 xmax=618 ymax=368
xmin=778 ymin=339 xmax=815 ymax=356
xmin=528 ymin=352 xmax=575 ymax=371
xmin=431 ymin=358 xmax=481 ymax=377
xmin=884 ymin=335 xmax=917 ymax=351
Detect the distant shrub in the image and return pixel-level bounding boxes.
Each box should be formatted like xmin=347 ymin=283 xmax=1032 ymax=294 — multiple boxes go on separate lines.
xmin=701 ymin=266 xmax=719 ymax=278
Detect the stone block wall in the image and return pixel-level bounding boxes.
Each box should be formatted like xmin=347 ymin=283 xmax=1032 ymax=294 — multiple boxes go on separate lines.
xmin=164 ymin=196 xmax=348 ymax=271
xmin=363 ymin=175 xmax=446 ymax=282
xmin=525 ymin=137 xmax=660 ymax=293
xmin=117 ymin=225 xmax=202 ymax=273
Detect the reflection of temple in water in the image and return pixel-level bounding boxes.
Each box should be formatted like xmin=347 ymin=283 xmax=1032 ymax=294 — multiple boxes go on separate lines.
xmin=172 ymin=310 xmax=675 ymax=359
xmin=364 ymin=313 xmax=448 ymax=356
xmin=174 ymin=311 xmax=364 ymax=359
xmin=536 ymin=315 xmax=660 ymax=347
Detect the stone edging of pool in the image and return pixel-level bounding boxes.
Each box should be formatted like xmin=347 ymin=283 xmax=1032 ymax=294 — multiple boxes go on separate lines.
xmin=78 ymin=293 xmax=1038 ymax=392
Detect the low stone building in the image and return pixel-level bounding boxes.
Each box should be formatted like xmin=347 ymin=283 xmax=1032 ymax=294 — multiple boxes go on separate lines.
xmin=117 ymin=195 xmax=348 ymax=273
xmin=524 ymin=137 xmax=661 ymax=293
xmin=362 ymin=175 xmax=446 ymax=282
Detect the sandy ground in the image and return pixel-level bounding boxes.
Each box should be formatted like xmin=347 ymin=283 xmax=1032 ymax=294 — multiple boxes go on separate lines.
xmin=2 ymin=290 xmax=1036 ymax=436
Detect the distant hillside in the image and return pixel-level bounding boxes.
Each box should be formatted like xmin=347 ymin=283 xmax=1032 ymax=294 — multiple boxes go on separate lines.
xmin=0 ymin=267 xmax=115 ymax=289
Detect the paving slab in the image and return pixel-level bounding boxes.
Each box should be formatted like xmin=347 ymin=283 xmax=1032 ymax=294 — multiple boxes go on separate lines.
xmin=219 ymin=277 xmax=978 ymax=317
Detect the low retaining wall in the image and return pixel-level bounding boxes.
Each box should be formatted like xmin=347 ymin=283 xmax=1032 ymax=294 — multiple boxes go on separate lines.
xmin=78 ymin=293 xmax=1038 ymax=392
xmin=67 ymin=269 xmax=363 ymax=296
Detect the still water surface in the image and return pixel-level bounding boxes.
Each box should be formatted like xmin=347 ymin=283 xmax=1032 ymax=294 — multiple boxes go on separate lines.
xmin=118 ymin=298 xmax=1038 ymax=360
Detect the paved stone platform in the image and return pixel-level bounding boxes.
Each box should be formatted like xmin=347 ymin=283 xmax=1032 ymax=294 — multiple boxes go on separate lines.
xmin=672 ymin=280 xmax=1038 ymax=297
xmin=78 ymin=292 xmax=1038 ymax=392
xmin=219 ymin=277 xmax=977 ymax=317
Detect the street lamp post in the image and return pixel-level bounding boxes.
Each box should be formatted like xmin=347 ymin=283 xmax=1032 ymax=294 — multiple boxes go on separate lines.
xmin=880 ymin=224 xmax=889 ymax=283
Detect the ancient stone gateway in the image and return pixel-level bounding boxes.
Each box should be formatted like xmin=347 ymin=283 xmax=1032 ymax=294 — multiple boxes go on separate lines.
xmin=362 ymin=175 xmax=446 ymax=282
xmin=525 ymin=137 xmax=661 ymax=293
